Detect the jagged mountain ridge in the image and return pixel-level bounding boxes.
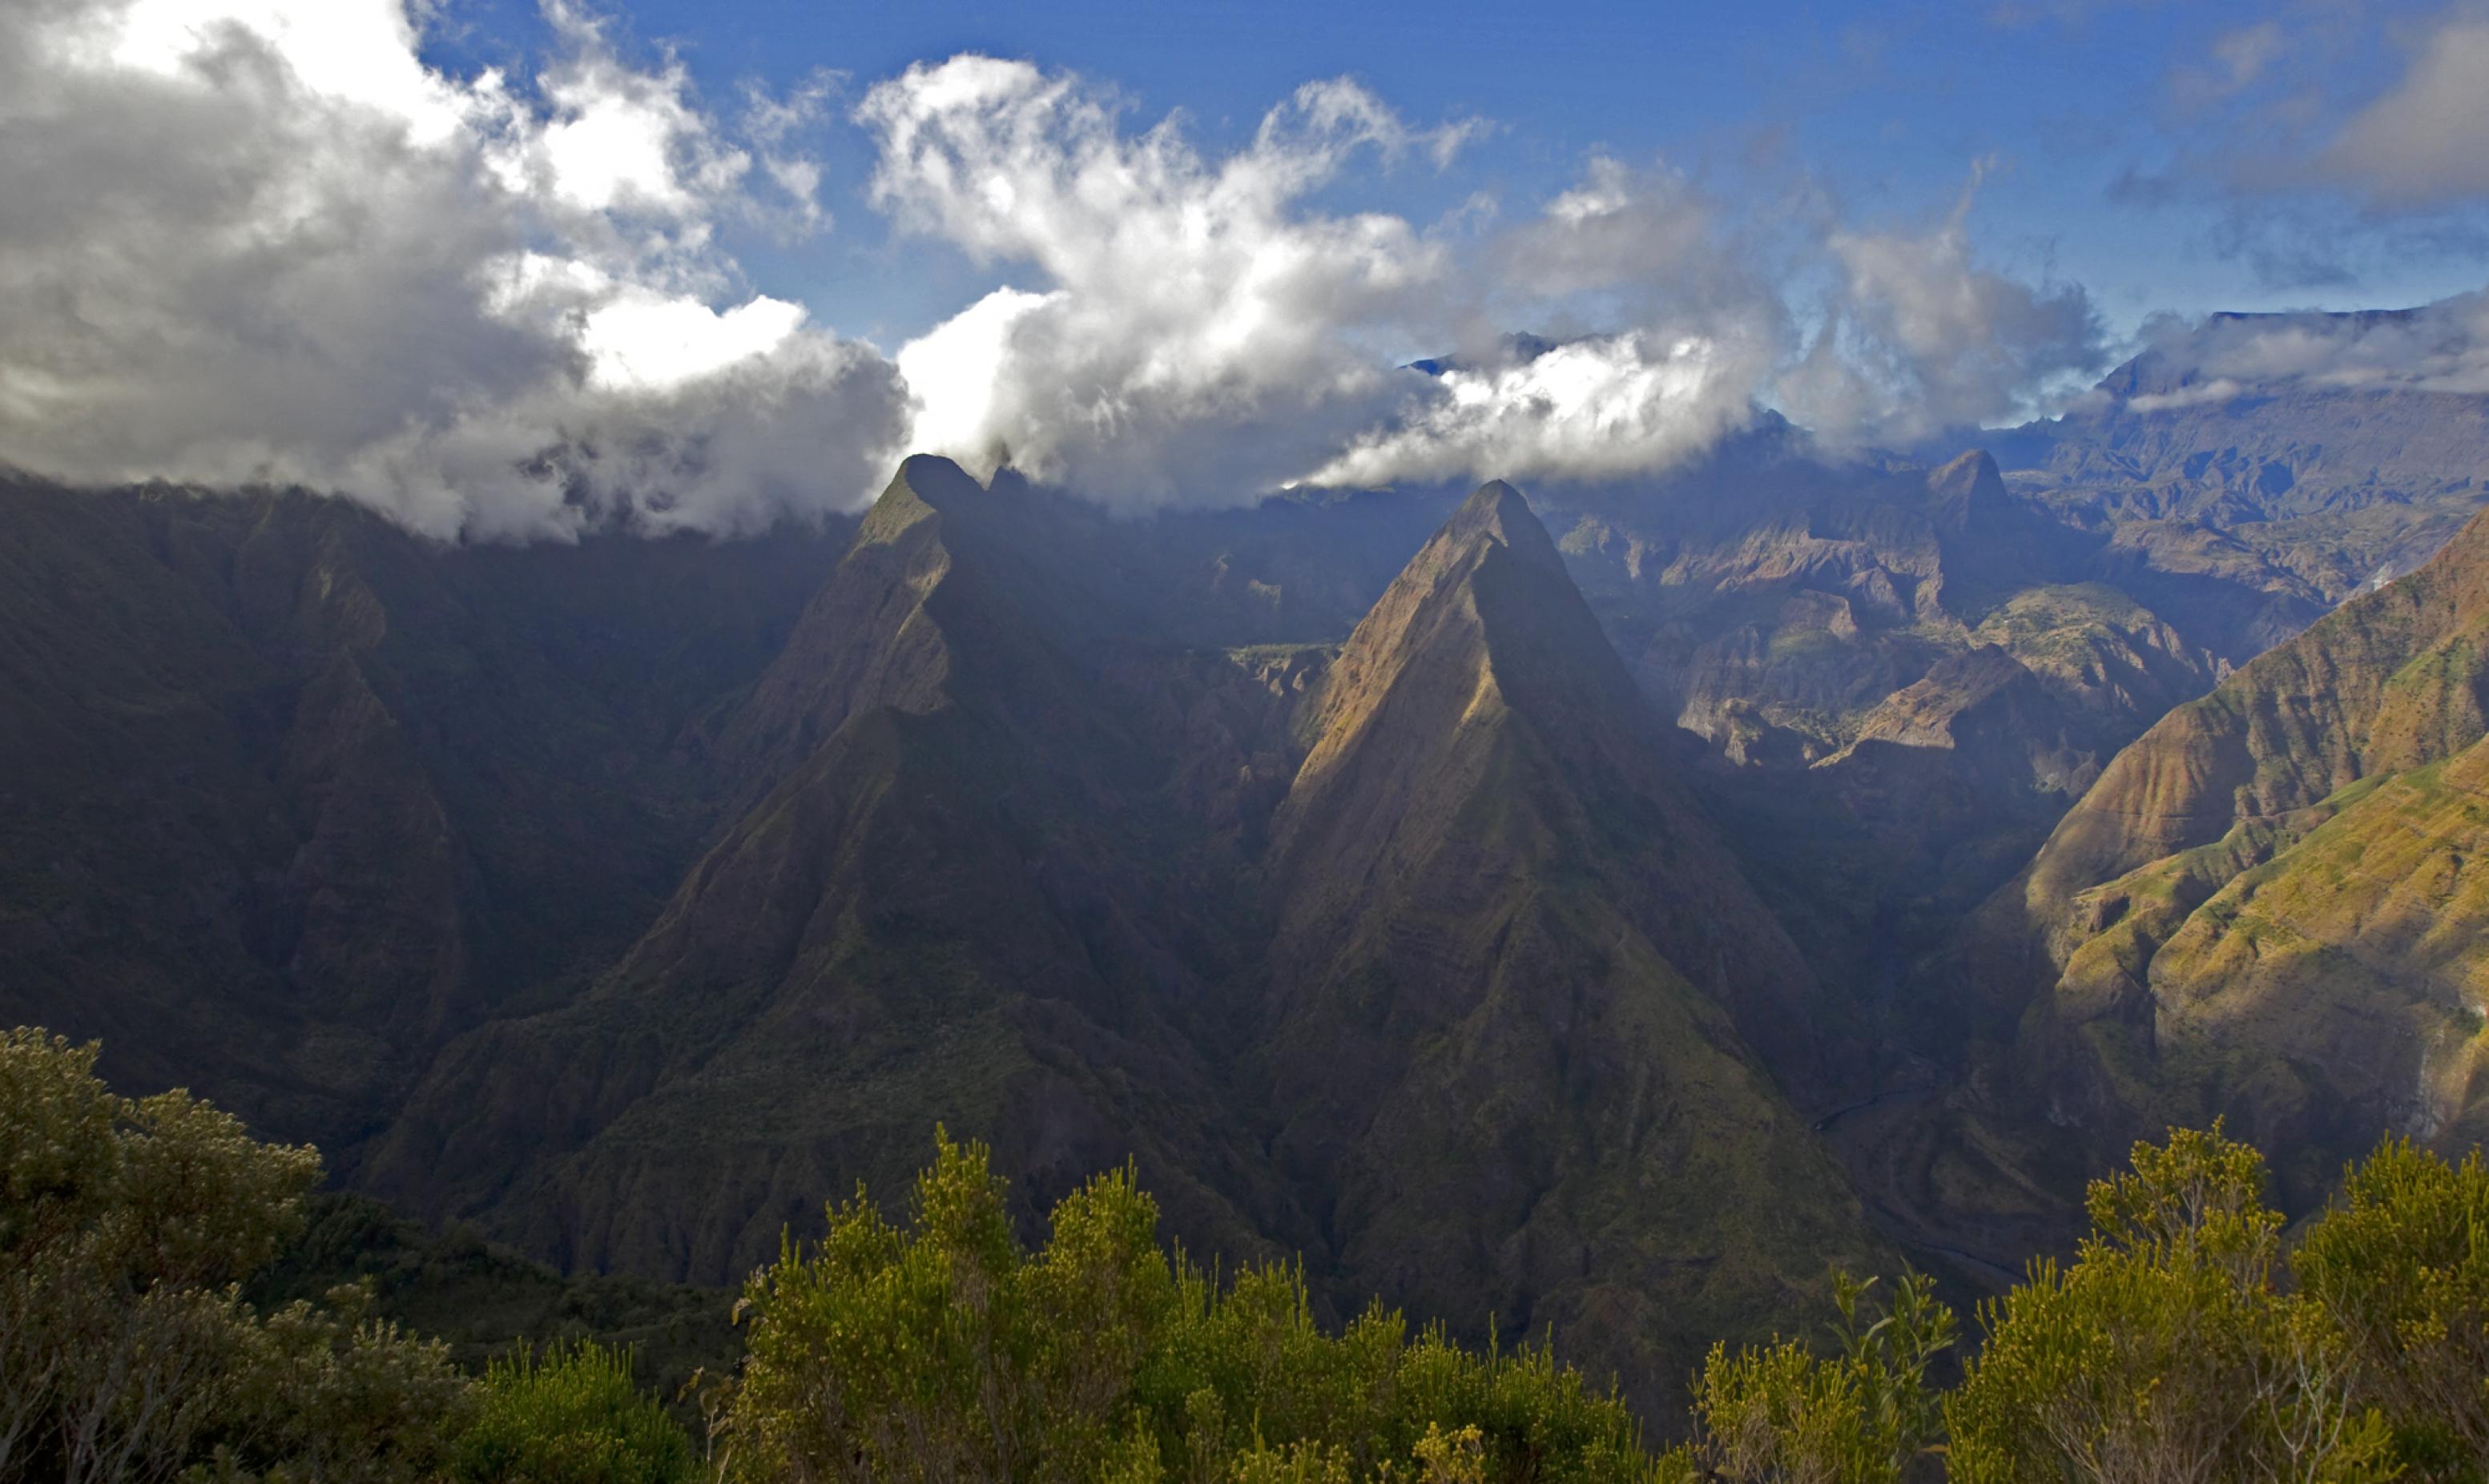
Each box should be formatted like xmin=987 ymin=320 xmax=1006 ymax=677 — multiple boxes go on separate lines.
xmin=1991 ymin=310 xmax=2489 ymax=607
xmin=1974 ymin=501 xmax=2489 ymax=1207
xmin=366 ymin=456 xmax=1319 ymax=1285
xmin=356 ymin=465 xmax=1883 ymax=1418
xmin=14 ymin=346 xmax=2489 ymax=1429
xmin=1508 ymin=322 xmax=2489 ymax=1035
xmin=1522 ymin=430 xmax=2235 ymax=1025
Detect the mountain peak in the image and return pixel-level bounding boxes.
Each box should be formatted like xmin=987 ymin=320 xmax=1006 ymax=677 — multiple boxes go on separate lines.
xmin=1926 ymin=447 xmax=2007 ymax=518
xmin=1404 ymin=332 xmax=1561 ymax=377
xmin=1929 ymin=448 xmax=2004 ymax=501
xmin=856 ymin=453 xmax=1014 ymax=551
xmin=1442 ymin=478 xmax=1563 ymax=573
xmin=892 ymin=452 xmax=989 ymax=510
xmin=1262 ymin=458 xmax=1863 ymax=1414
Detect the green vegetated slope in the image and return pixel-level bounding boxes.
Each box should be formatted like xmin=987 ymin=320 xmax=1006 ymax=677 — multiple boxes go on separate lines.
xmin=0 ymin=479 xmax=844 ymax=1155
xmin=364 ymin=457 xmax=1313 ymax=1285
xmin=1263 ymin=481 xmax=1885 ymax=1414
xmin=358 ymin=466 xmax=1882 ymax=1418
xmin=1996 ymin=500 xmax=2489 ymax=1204
xmin=252 ymin=1192 xmax=739 ymax=1402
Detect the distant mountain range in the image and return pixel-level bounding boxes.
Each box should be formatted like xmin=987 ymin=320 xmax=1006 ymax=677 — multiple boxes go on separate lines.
xmin=8 ymin=308 xmax=2489 ymax=1418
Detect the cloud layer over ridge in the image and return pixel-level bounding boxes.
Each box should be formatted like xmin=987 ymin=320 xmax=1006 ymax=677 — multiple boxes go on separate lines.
xmin=0 ymin=0 xmax=2161 ymax=533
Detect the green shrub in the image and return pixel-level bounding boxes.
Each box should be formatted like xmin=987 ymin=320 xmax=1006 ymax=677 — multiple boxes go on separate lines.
xmin=723 ymin=1128 xmax=1661 ymax=1482
xmin=1946 ymin=1123 xmax=2398 ymax=1484
xmin=452 ymin=1339 xmax=696 ymax=1484
xmin=1666 ymin=1270 xmax=1955 ymax=1484
xmin=0 ymin=1027 xmax=469 ymax=1484
xmin=2294 ymin=1138 xmax=2489 ymax=1480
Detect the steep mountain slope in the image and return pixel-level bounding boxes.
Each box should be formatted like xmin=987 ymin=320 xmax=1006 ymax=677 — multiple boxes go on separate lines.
xmin=1532 ymin=432 xmax=2229 ymax=1010
xmin=367 ymin=457 xmax=1316 ymax=1283
xmin=356 ymin=469 xmax=1887 ymax=1418
xmin=0 ymin=478 xmax=840 ymax=1152
xmin=1262 ymin=481 xmax=1882 ymax=1414
xmin=1988 ymin=503 xmax=2489 ymax=1204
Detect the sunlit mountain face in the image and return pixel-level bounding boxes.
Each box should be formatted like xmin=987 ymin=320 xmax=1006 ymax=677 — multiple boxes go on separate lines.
xmin=10 ymin=0 xmax=2489 ymax=1440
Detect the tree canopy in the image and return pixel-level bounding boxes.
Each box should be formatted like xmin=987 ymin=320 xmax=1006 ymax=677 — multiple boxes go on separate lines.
xmin=9 ymin=1025 xmax=2489 ymax=1482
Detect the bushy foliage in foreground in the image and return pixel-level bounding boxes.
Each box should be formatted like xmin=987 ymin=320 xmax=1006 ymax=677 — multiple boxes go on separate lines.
xmin=1944 ymin=1125 xmax=2399 ymax=1483
xmin=14 ymin=1024 xmax=2489 ymax=1482
xmin=452 ymin=1341 xmax=695 ymax=1484
xmin=1665 ymin=1270 xmax=1954 ymax=1483
xmin=0 ymin=1030 xmax=691 ymax=1484
xmin=0 ymin=1028 xmax=471 ymax=1484
xmin=2295 ymin=1140 xmax=2489 ymax=1478
xmin=720 ymin=1130 xmax=1657 ymax=1482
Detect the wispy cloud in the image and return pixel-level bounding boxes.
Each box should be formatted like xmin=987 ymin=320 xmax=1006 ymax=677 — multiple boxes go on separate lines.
xmin=2122 ymin=292 xmax=2489 ymax=406
xmin=2112 ymin=3 xmax=2489 ymax=289
xmin=2167 ymin=21 xmax=2283 ymax=110
xmin=1782 ymin=162 xmax=2103 ymax=446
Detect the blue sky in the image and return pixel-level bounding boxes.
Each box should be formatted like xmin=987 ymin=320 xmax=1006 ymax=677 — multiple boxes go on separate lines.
xmin=421 ymin=0 xmax=2489 ymax=346
xmin=5 ymin=0 xmax=2485 ymax=534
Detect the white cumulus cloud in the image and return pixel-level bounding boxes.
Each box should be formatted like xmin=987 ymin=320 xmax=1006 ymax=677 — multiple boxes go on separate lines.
xmin=1779 ymin=167 xmax=2102 ymax=446
xmin=2 ymin=10 xmax=2120 ymax=527
xmin=1310 ymin=332 xmax=1774 ymax=489
xmin=864 ymin=61 xmax=2104 ymax=503
xmin=859 ymin=57 xmax=1470 ymax=505
xmin=0 ymin=0 xmax=906 ymax=539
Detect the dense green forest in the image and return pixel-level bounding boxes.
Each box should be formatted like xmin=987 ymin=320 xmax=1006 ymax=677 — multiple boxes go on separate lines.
xmin=6 ymin=1025 xmax=2485 ymax=1482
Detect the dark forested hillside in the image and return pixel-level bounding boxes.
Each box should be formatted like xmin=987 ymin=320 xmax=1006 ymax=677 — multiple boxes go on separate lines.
xmin=10 ymin=346 xmax=2489 ymax=1422
xmin=0 ymin=480 xmax=850 ymax=1156
xmin=349 ymin=466 xmax=1882 ymax=1416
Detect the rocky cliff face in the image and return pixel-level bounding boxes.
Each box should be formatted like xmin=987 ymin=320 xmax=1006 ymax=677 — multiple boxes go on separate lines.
xmin=1996 ymin=312 xmax=2489 ymax=610
xmin=1532 ymin=434 xmax=2230 ymax=1011
xmin=1984 ymin=504 xmax=2489 ymax=1204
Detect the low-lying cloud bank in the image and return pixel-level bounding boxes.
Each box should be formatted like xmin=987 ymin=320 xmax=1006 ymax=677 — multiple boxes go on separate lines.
xmin=2115 ymin=293 xmax=2489 ymax=413
xmin=5 ymin=0 xmax=2354 ymax=536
